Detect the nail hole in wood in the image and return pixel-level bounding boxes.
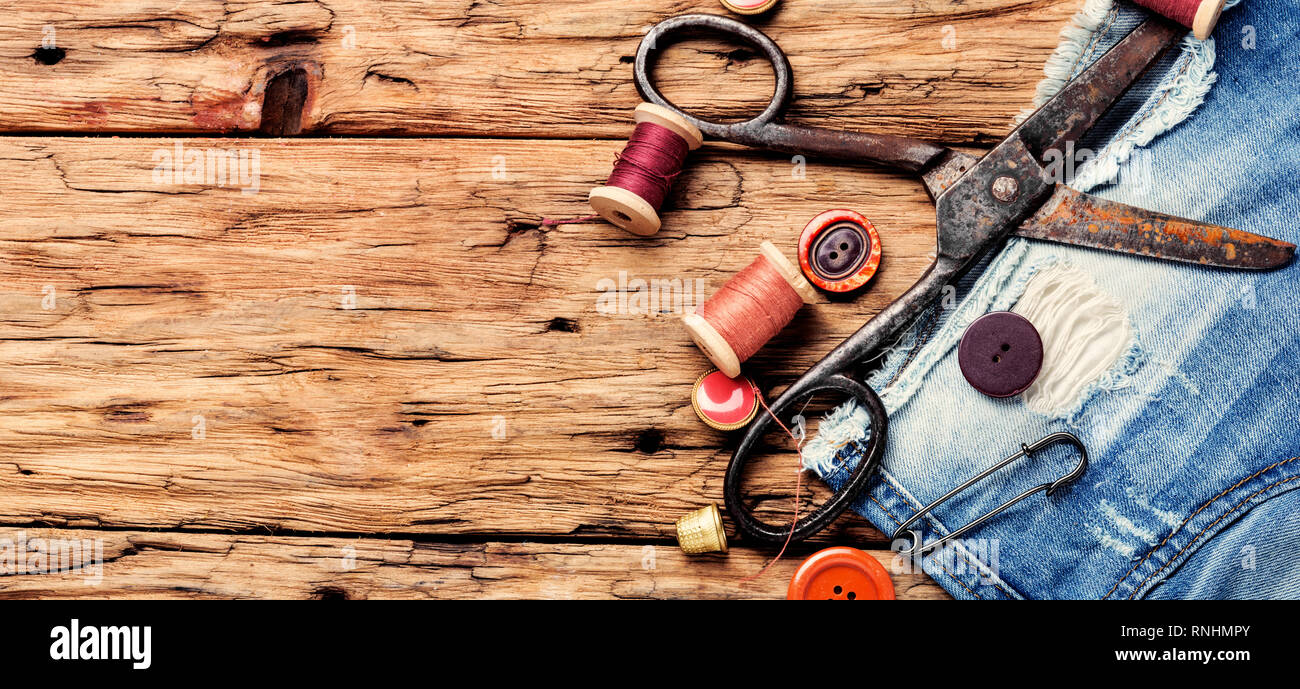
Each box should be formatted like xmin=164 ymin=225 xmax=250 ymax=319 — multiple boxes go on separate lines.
xmin=635 ymin=429 xmax=664 ymax=454
xmin=546 ymin=317 xmax=579 ymax=333
xmin=312 ymin=586 xmax=350 ymax=600
xmin=260 ymin=31 xmax=320 ymax=48
xmin=33 ymin=47 xmax=65 ymax=65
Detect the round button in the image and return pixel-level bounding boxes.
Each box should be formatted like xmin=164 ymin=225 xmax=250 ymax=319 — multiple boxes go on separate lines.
xmin=720 ymin=0 xmax=780 ymax=15
xmin=787 ymin=547 xmax=895 ymax=600
xmin=691 ymin=370 xmax=758 ymax=431
xmin=958 ymin=311 xmax=1043 ymax=398
xmin=813 ymin=224 xmax=866 ymax=278
xmin=797 ymin=209 xmax=882 ymax=294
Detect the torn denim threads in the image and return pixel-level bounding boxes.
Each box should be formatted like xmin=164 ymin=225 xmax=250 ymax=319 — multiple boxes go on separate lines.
xmin=803 ymin=0 xmax=1300 ymax=599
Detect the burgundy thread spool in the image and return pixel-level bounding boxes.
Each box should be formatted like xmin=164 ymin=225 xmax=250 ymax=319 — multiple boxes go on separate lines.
xmin=682 ymin=241 xmax=817 ymax=378
xmin=1131 ymin=0 xmax=1227 ymax=40
xmin=589 ymin=103 xmax=704 ymax=236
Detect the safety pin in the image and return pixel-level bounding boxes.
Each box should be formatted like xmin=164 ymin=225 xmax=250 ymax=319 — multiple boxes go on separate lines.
xmin=892 ymin=432 xmax=1088 ymax=558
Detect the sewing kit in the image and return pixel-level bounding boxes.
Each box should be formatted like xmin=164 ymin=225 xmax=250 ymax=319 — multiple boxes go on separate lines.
xmin=577 ymin=1 xmax=1293 ymax=590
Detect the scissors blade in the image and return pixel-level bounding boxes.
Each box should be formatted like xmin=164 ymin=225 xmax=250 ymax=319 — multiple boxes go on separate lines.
xmin=1016 ymin=186 xmax=1297 ymax=270
xmin=1016 ymin=17 xmax=1184 ymax=162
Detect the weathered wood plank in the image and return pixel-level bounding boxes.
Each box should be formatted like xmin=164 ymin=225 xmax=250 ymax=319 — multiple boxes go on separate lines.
xmin=0 ymin=0 xmax=1076 ymax=138
xmin=0 ymin=528 xmax=950 ymax=599
xmin=0 ymin=136 xmax=950 ymax=540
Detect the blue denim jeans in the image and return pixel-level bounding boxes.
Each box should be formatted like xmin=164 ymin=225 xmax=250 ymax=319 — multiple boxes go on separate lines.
xmin=802 ymin=0 xmax=1300 ymax=599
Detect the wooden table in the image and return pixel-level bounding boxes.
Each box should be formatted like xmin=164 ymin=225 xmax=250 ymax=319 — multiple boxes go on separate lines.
xmin=0 ymin=0 xmax=1079 ymax=599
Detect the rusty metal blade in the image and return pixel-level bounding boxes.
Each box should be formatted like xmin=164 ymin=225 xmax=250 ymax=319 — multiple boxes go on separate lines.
xmin=1016 ymin=17 xmax=1183 ymax=162
xmin=1016 ymin=186 xmax=1297 ymax=270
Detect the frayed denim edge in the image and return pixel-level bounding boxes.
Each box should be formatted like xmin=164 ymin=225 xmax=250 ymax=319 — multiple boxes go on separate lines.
xmin=1015 ymin=0 xmax=1116 ymax=125
xmin=1073 ymin=35 xmax=1218 ymax=191
xmin=801 ymin=402 xmax=873 ymax=476
xmin=1061 ymin=326 xmax=1147 ymax=424
xmin=1017 ymin=0 xmax=1236 ymax=192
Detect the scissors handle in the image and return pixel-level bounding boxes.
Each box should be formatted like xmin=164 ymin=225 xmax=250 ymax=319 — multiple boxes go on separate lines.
xmin=725 ymin=255 xmax=964 ymax=544
xmin=635 ymin=14 xmax=949 ymax=173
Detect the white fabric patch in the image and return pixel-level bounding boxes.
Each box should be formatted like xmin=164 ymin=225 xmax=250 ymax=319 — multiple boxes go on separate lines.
xmin=1012 ymin=264 xmax=1132 ymax=414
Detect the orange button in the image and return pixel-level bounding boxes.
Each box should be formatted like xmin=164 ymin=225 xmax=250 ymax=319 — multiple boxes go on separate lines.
xmin=787 ymin=547 xmax=895 ymax=600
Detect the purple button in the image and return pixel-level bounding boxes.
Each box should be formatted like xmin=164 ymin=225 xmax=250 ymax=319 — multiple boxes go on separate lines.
xmin=958 ymin=311 xmax=1043 ymax=398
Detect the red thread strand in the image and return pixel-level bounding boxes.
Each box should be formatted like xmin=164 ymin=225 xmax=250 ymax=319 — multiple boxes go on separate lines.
xmin=1131 ymin=0 xmax=1204 ymax=29
xmin=739 ymin=384 xmax=803 ymax=585
xmin=697 ymin=254 xmax=803 ymax=364
xmin=606 ymin=122 xmax=691 ymax=210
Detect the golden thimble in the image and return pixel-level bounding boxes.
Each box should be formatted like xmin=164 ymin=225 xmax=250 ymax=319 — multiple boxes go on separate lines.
xmin=675 ymin=503 xmax=728 ymax=554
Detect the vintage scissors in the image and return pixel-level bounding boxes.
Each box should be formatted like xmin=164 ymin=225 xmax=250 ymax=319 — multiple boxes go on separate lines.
xmin=634 ymin=14 xmax=1296 ymax=545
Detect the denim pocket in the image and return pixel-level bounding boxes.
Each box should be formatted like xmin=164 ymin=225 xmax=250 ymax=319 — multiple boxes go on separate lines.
xmin=1109 ymin=456 xmax=1300 ymax=599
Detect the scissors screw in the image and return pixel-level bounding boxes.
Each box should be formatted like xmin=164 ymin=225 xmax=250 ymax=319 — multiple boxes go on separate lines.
xmin=991 ymin=176 xmax=1020 ymax=203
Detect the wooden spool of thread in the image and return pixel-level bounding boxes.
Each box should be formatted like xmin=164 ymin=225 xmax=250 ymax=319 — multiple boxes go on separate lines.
xmin=720 ymin=0 xmax=780 ymax=15
xmin=1132 ymin=0 xmax=1227 ymax=40
xmin=683 ymin=241 xmax=817 ymax=378
xmin=589 ymin=103 xmax=704 ymax=236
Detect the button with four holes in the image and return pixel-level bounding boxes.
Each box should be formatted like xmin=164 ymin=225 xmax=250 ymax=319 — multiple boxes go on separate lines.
xmin=958 ymin=311 xmax=1043 ymax=398
xmin=786 ymin=546 xmax=895 ymax=600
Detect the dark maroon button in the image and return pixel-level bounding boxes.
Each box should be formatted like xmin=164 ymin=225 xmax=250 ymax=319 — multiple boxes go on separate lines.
xmin=958 ymin=311 xmax=1043 ymax=398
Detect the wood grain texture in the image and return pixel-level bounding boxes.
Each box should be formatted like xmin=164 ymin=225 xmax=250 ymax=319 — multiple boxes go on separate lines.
xmin=0 ymin=528 xmax=950 ymax=599
xmin=0 ymin=0 xmax=1077 ymax=138
xmin=0 ymin=136 xmax=947 ymax=541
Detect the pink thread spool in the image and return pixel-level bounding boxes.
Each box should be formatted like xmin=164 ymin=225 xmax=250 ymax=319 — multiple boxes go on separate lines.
xmin=682 ymin=241 xmax=817 ymax=378
xmin=1131 ymin=0 xmax=1227 ymax=40
xmin=589 ymin=103 xmax=704 ymax=236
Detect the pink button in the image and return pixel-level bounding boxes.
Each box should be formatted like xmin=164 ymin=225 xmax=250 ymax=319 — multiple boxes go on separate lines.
xmin=691 ymin=370 xmax=758 ymax=431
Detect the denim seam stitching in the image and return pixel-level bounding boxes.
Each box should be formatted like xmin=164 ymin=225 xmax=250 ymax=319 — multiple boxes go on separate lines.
xmin=883 ymin=308 xmax=941 ymax=390
xmin=1075 ymin=6 xmax=1120 ymax=76
xmin=1085 ymin=52 xmax=1195 ymax=169
xmin=1102 ymin=455 xmax=1300 ymax=600
xmin=866 ymin=492 xmax=983 ymax=600
xmin=877 ymin=479 xmax=1017 ymax=599
xmin=1127 ymin=475 xmax=1300 ymax=599
xmin=818 ymin=442 xmax=859 ymax=483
